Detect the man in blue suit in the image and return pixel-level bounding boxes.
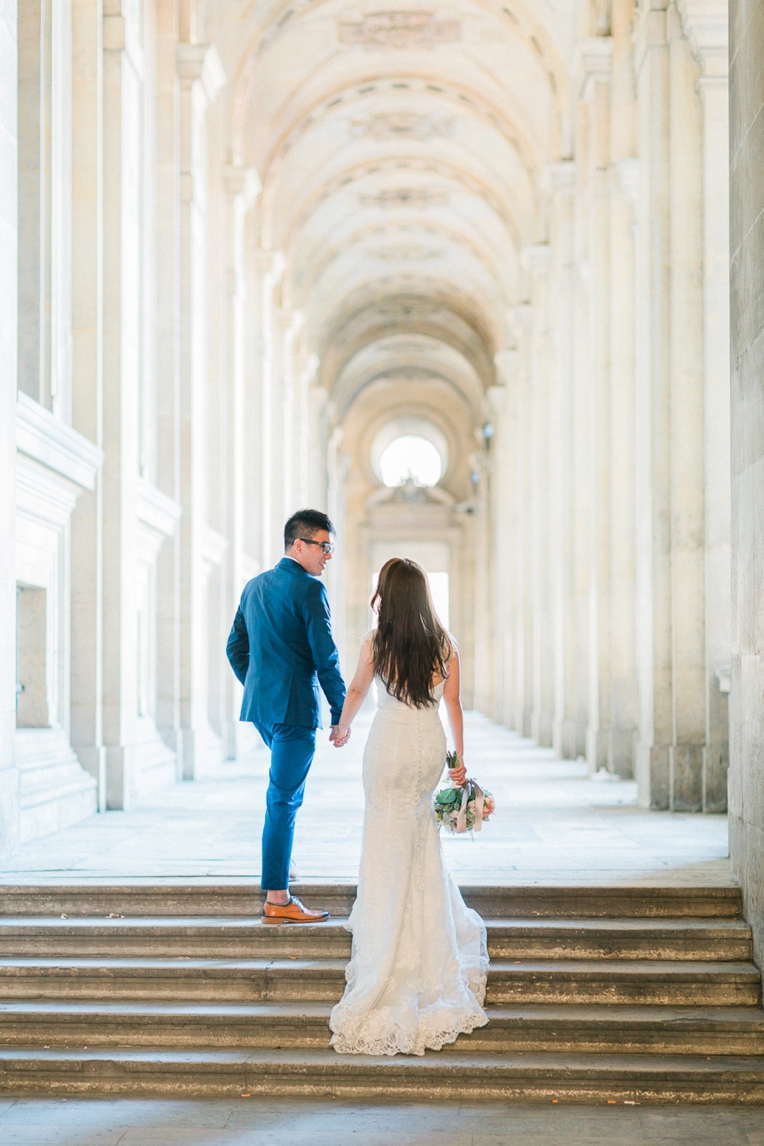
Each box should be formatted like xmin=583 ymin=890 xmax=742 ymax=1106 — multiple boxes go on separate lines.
xmin=227 ymin=509 xmax=347 ymax=923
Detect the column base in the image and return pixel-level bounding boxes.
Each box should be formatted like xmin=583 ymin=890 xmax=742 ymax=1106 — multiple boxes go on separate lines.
xmin=702 ymin=740 xmax=729 ymax=813
xmin=178 ymin=724 xmax=225 ymax=782
xmin=16 ymin=728 xmax=97 ymax=842
xmin=636 ymin=742 xmax=670 ymax=809
xmin=669 ymin=744 xmax=704 ymax=812
xmin=586 ymin=726 xmax=612 ymax=776
xmin=105 ymin=726 xmax=177 ymax=810
xmin=531 ymin=709 xmax=554 ymax=748
xmin=0 ymin=761 xmax=20 ymax=859
xmin=611 ymin=726 xmax=637 ymax=779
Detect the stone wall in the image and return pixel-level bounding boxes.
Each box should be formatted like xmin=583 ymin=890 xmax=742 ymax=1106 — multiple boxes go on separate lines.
xmin=0 ymin=0 xmax=19 ymax=855
xmin=0 ymin=0 xmax=739 ymax=847
xmin=730 ymin=0 xmax=764 ymax=967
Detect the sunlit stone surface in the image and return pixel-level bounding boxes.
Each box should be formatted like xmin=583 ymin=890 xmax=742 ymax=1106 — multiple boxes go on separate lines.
xmin=3 ymin=0 xmax=764 ymax=985
xmin=0 ymin=711 xmax=729 ymax=886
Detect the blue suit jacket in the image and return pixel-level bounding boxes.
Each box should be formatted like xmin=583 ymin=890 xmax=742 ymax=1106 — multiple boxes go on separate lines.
xmin=226 ymin=557 xmax=346 ymax=729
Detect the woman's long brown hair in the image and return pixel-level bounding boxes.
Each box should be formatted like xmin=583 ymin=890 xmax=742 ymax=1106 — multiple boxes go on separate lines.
xmin=371 ymin=558 xmax=453 ymax=708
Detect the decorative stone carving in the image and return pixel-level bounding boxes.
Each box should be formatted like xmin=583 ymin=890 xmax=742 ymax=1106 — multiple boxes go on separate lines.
xmin=350 ymin=113 xmax=454 ymax=140
xmin=360 ymin=187 xmax=447 ymax=208
xmin=338 ymin=11 xmax=461 ymax=50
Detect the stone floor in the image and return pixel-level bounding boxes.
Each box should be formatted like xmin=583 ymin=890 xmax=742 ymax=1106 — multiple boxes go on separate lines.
xmin=1 ymin=710 xmax=730 ymax=886
xmin=0 ymin=1097 xmax=762 ymax=1145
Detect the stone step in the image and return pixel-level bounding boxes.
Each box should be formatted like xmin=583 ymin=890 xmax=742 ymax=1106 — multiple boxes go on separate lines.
xmin=0 ymin=957 xmax=757 ymax=1006
xmin=0 ymin=882 xmax=742 ymax=919
xmin=1 ymin=1046 xmax=764 ymax=1101
xmin=0 ymin=915 xmax=751 ymax=961
xmin=0 ymin=1002 xmax=763 ymax=1056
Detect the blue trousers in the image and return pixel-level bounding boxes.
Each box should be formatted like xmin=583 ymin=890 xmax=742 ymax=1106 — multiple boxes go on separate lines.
xmin=256 ymin=721 xmax=316 ymax=891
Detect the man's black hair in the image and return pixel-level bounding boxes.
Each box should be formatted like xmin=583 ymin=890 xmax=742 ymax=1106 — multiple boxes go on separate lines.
xmin=284 ymin=509 xmax=335 ymax=550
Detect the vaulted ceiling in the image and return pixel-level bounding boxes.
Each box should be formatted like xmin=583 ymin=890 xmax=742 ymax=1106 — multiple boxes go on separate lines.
xmin=211 ymin=0 xmax=578 ymax=435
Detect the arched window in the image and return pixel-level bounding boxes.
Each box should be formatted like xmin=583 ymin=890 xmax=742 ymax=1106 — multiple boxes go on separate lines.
xmin=378 ymin=434 xmax=444 ymax=487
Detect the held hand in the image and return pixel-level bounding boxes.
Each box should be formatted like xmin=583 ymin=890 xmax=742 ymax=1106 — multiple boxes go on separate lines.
xmin=330 ymin=724 xmax=351 ymax=748
xmin=448 ymin=760 xmax=467 ymax=786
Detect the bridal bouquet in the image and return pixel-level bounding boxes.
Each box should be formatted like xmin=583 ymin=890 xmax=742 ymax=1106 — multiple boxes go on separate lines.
xmin=434 ymin=751 xmax=495 ymax=834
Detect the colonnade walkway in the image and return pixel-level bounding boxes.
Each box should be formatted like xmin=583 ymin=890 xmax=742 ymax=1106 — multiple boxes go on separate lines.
xmin=1 ymin=711 xmax=730 ymax=887
xmin=0 ymin=709 xmax=756 ymax=1106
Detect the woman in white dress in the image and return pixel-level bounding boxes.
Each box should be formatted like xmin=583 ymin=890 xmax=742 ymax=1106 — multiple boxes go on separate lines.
xmin=329 ymin=557 xmax=489 ymax=1056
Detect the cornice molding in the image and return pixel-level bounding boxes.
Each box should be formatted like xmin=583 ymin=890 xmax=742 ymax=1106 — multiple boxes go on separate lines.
xmin=176 ymin=43 xmax=226 ymax=102
xmin=224 ymin=165 xmax=262 ymax=207
xmin=255 ymin=249 xmax=286 ymax=284
xmin=545 ymin=160 xmax=576 ymax=194
xmin=522 ymin=243 xmax=551 ymax=275
xmin=136 ymin=478 xmax=181 ymax=539
xmin=16 ymin=394 xmax=103 ymax=492
xmin=676 ymin=0 xmax=728 ymax=77
xmin=576 ymin=36 xmax=613 ymax=99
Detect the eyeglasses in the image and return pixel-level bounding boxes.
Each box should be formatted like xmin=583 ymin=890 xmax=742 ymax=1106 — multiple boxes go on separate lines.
xmin=298 ymin=537 xmax=335 ymax=555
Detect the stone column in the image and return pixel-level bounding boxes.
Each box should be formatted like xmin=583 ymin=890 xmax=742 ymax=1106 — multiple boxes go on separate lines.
xmin=546 ymin=162 xmax=576 ymax=759
xmin=570 ymin=140 xmax=592 ymax=762
xmin=634 ymin=0 xmax=672 ymax=807
xmin=678 ymin=0 xmax=731 ymax=811
xmin=667 ymin=2 xmax=706 ymax=812
xmin=634 ymin=0 xmax=714 ymax=809
xmin=508 ymin=304 xmax=533 ymax=735
xmin=153 ymin=0 xmax=182 ymax=772
xmin=69 ymin=0 xmax=105 ymax=805
xmin=491 ymin=348 xmax=517 ymax=728
xmin=222 ymin=164 xmax=260 ymax=758
xmin=579 ymin=38 xmax=615 ymax=774
xmin=524 ymin=244 xmax=554 ymax=746
xmin=0 ymin=0 xmax=20 ymax=856
xmin=472 ymin=435 xmax=490 ymax=717
xmin=16 ymin=0 xmax=73 ymax=418
xmin=279 ymin=308 xmax=305 ymax=518
xmin=100 ymin=0 xmax=145 ymax=808
xmin=326 ymin=424 xmax=349 ymax=668
xmin=175 ymin=41 xmax=225 ymax=779
xmin=730 ymin=0 xmax=764 ymax=969
xmin=307 ymin=357 xmax=329 ymax=511
xmin=609 ymin=0 xmax=639 ymax=778
xmin=255 ymin=249 xmax=285 ymax=570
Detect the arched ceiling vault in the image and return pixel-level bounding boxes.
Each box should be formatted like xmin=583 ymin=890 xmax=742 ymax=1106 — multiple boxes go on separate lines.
xmin=210 ymin=0 xmax=574 ymax=437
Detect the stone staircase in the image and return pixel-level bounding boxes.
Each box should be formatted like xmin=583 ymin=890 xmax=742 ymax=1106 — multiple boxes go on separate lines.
xmin=0 ymin=882 xmax=763 ymax=1101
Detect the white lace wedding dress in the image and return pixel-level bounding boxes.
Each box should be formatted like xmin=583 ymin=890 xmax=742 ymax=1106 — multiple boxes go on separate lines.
xmin=329 ymin=675 xmax=489 ymax=1056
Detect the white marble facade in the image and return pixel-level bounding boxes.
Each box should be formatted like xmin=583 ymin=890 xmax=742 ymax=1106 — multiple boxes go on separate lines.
xmin=0 ymin=0 xmax=749 ymax=874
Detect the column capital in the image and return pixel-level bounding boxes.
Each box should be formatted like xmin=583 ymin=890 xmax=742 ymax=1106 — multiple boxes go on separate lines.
xmin=176 ymin=43 xmax=226 ymax=102
xmin=545 ymin=160 xmax=576 ymax=195
xmin=575 ymin=36 xmax=613 ymax=98
xmin=304 ymin=353 xmax=321 ymax=385
xmin=510 ymin=303 xmax=533 ymax=335
xmin=522 ymin=243 xmax=551 ymax=275
xmin=224 ymin=165 xmax=261 ymax=208
xmin=255 ymin=249 xmax=286 ymax=283
xmin=676 ymin=0 xmax=728 ymax=78
xmin=494 ymin=349 xmax=519 ymax=383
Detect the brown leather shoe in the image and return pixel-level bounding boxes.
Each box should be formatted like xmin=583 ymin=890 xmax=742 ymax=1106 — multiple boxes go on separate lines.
xmin=262 ymin=895 xmax=329 ymax=924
